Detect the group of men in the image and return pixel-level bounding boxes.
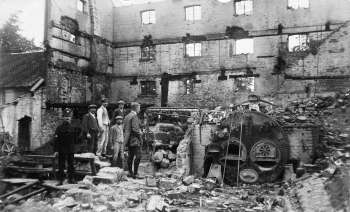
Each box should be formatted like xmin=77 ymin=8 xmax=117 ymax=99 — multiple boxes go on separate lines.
xmin=54 ymin=99 xmax=144 ymax=185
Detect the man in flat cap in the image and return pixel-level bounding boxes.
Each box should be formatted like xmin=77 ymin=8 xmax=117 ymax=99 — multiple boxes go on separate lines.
xmin=124 ymin=102 xmax=143 ymax=178
xmin=81 ymin=104 xmax=99 ymax=153
xmin=97 ymin=98 xmax=110 ymax=156
xmin=113 ymin=100 xmax=126 ymax=119
xmin=54 ymin=108 xmax=76 ymax=185
xmin=109 ymin=115 xmax=125 ymax=168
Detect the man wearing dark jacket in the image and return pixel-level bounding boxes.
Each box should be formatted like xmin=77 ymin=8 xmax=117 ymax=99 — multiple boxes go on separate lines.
xmin=112 ymin=100 xmax=126 ymax=118
xmin=81 ymin=104 xmax=99 ymax=153
xmin=124 ymin=102 xmax=142 ymax=178
xmin=54 ymin=108 xmax=76 ymax=185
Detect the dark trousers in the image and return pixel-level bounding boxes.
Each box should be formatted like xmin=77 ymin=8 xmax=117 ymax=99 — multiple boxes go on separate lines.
xmin=203 ymin=157 xmax=213 ymax=178
xmin=203 ymin=153 xmax=221 ymax=178
xmin=58 ymin=153 xmax=75 ymax=182
xmin=87 ymin=132 xmax=98 ymax=154
xmin=127 ymin=146 xmax=141 ymax=175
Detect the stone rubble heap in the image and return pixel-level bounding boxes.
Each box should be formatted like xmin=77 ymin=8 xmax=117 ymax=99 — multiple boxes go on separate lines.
xmin=2 ymin=171 xmax=290 ymax=212
xmin=271 ymin=90 xmax=350 ymax=126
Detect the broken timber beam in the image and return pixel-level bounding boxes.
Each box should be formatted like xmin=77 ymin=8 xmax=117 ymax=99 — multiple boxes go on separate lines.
xmin=0 ymin=181 xmax=39 ymax=199
xmin=8 ymin=188 xmax=47 ymax=204
xmin=285 ymin=75 xmax=350 ymax=80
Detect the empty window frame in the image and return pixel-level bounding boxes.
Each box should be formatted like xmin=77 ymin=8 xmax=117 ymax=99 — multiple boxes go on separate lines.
xmin=288 ymin=0 xmax=309 ymax=9
xmin=184 ymin=79 xmax=195 ymax=94
xmin=140 ymin=46 xmax=156 ymax=61
xmin=185 ymin=43 xmax=201 ymax=57
xmin=140 ymin=81 xmax=156 ymax=96
xmin=235 ymin=0 xmax=253 ymax=15
xmin=141 ymin=10 xmax=156 ymax=25
xmin=185 ymin=5 xmax=201 ymax=21
xmin=288 ymin=34 xmax=309 ymax=52
xmin=77 ymin=0 xmax=85 ymax=12
xmin=235 ymin=38 xmax=254 ymax=55
xmin=236 ymin=77 xmax=255 ymax=92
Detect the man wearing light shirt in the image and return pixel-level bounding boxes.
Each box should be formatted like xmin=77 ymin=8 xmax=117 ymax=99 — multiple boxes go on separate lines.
xmin=96 ymin=98 xmax=110 ymax=156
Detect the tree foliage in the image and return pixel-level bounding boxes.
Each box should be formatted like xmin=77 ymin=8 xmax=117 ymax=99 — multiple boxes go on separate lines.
xmin=0 ymin=14 xmax=39 ymax=53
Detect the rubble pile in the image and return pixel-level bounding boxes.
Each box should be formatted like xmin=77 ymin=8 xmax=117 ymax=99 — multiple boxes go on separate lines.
xmin=270 ymin=91 xmax=350 ymax=212
xmin=152 ymin=149 xmax=177 ymax=169
xmin=271 ymin=90 xmax=350 ymax=126
xmin=272 ymin=91 xmax=350 ymax=158
xmin=2 ymin=174 xmax=291 ymax=212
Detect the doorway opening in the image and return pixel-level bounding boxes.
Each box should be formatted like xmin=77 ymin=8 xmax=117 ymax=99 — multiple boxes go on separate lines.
xmin=18 ymin=116 xmax=31 ymax=151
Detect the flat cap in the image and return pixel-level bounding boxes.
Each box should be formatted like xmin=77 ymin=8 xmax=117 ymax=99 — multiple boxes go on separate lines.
xmin=115 ymin=115 xmax=123 ymax=120
xmin=117 ymin=100 xmax=125 ymax=105
xmin=88 ymin=104 xmax=97 ymax=109
xmin=130 ymin=102 xmax=140 ymax=107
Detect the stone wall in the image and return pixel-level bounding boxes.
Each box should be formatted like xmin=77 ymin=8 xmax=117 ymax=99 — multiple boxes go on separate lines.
xmin=0 ymin=88 xmax=43 ymax=150
xmin=111 ymin=29 xmax=341 ymax=107
xmin=46 ymin=0 xmax=114 ymax=104
xmin=112 ymin=0 xmax=350 ymax=108
xmin=38 ymin=0 xmax=115 ymax=149
xmin=114 ymin=0 xmax=350 ymax=42
xmin=276 ymin=21 xmax=350 ymax=105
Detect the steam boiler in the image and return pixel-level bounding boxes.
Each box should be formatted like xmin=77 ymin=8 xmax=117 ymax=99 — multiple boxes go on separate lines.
xmin=205 ymin=110 xmax=289 ymax=185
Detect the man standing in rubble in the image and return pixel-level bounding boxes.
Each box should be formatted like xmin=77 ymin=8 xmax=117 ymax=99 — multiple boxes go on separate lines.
xmin=97 ymin=98 xmax=110 ymax=157
xmin=110 ymin=115 xmax=125 ymax=168
xmin=124 ymin=102 xmax=143 ymax=178
xmin=54 ymin=108 xmax=76 ymax=185
xmin=81 ymin=104 xmax=99 ymax=153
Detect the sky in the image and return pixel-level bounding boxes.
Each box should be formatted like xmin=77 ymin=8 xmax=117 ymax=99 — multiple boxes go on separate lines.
xmin=112 ymin=0 xmax=166 ymax=7
xmin=0 ymin=0 xmax=45 ymax=47
xmin=0 ymin=0 xmax=229 ymax=46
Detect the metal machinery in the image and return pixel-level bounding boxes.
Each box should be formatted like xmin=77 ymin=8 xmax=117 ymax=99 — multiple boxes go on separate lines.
xmin=204 ymin=96 xmax=289 ymax=185
xmin=144 ymin=107 xmax=199 ymax=167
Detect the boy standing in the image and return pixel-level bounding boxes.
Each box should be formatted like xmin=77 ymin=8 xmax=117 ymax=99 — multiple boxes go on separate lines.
xmin=109 ymin=115 xmax=125 ymax=168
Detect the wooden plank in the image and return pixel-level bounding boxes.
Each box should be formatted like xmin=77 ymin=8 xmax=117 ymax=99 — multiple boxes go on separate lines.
xmin=9 ymin=188 xmax=47 ymax=204
xmin=41 ymin=183 xmax=68 ymax=191
xmin=23 ymin=154 xmax=56 ymax=159
xmin=5 ymin=166 xmax=53 ymax=173
xmin=0 ymin=178 xmax=38 ymax=185
xmin=0 ymin=181 xmax=39 ymax=199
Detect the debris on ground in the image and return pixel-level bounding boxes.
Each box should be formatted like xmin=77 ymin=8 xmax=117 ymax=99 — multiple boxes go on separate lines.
xmin=1 ymin=91 xmax=350 ymax=211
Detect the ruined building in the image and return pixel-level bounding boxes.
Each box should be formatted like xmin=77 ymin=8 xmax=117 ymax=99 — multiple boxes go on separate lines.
xmin=1 ymin=0 xmax=350 ymax=150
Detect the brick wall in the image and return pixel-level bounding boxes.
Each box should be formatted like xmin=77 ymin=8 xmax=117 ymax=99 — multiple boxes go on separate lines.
xmin=191 ymin=124 xmax=213 ymax=176
xmin=283 ymin=125 xmax=320 ymax=164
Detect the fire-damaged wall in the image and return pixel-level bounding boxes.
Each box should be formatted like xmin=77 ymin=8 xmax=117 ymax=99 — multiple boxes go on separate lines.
xmin=111 ymin=0 xmax=350 ymax=108
xmin=275 ymin=21 xmax=350 ymax=105
xmin=111 ymin=40 xmax=270 ymax=107
xmin=40 ymin=0 xmax=114 ymax=145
